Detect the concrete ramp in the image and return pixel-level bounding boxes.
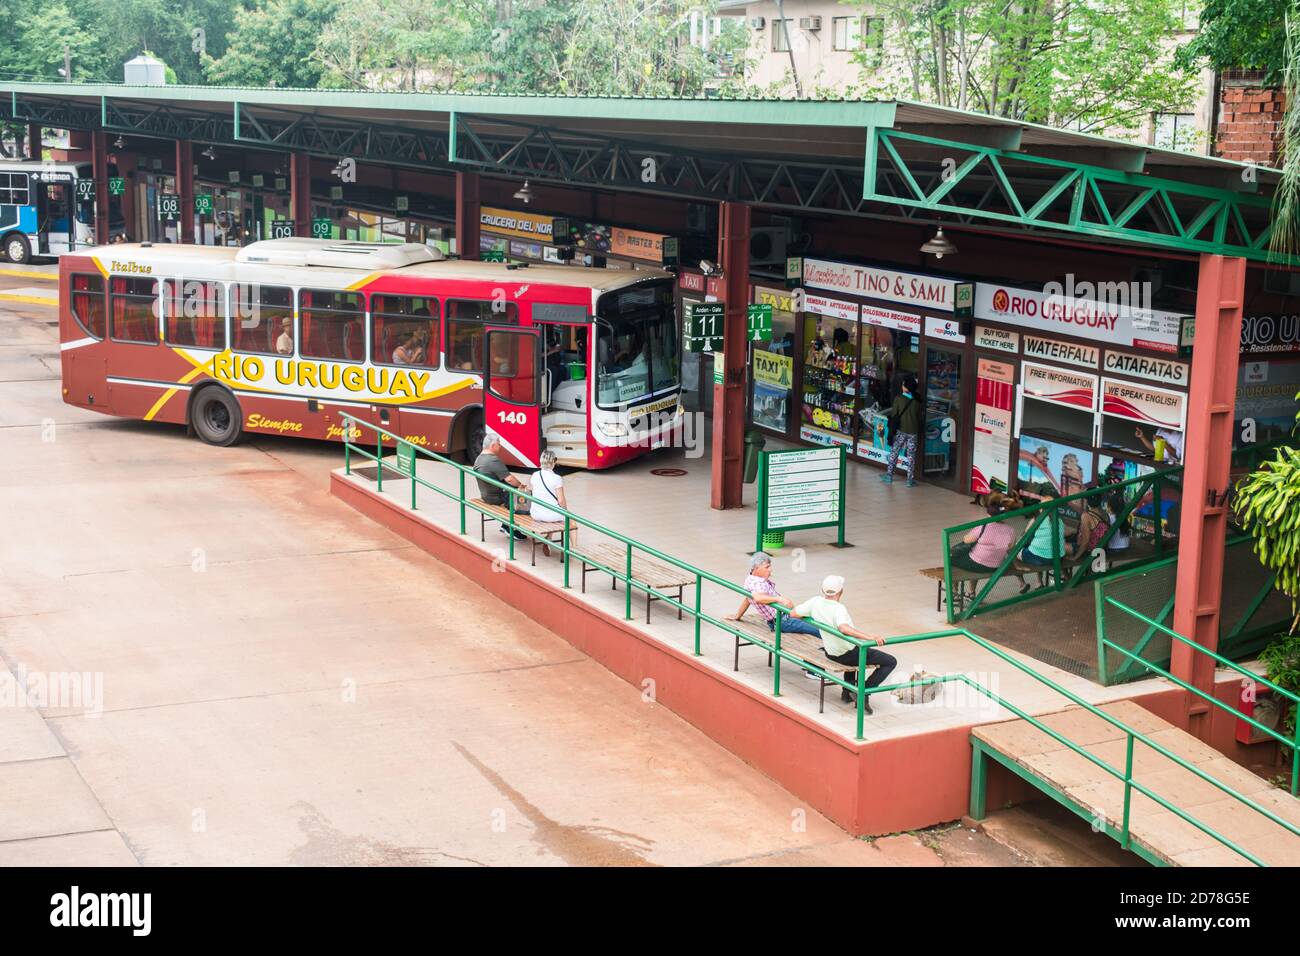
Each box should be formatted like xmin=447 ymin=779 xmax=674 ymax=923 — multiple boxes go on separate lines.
xmin=971 ymin=700 xmax=1300 ymax=866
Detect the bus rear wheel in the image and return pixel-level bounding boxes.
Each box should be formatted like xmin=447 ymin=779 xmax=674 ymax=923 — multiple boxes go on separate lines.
xmin=3 ymin=234 xmax=31 ymax=265
xmin=463 ymin=414 xmax=486 ymax=464
xmin=191 ymin=387 xmax=243 ymax=447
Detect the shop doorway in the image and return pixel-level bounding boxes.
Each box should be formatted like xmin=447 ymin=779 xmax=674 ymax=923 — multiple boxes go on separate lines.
xmin=922 ymin=345 xmax=967 ymax=491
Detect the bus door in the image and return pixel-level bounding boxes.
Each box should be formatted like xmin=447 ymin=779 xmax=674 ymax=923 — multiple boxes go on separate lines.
xmin=33 ymin=175 xmax=74 ymax=255
xmin=484 ymin=327 xmax=543 ymax=468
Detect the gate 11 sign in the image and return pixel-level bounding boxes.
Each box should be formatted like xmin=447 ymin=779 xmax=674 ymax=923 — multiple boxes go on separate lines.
xmin=746 ymin=303 xmax=773 ymax=342
xmin=686 ymin=302 xmax=725 ymax=352
xmin=756 ymin=445 xmax=848 ymax=549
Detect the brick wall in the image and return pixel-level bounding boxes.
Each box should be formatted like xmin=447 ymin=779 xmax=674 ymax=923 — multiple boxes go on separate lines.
xmin=1216 ymin=84 xmax=1286 ymax=166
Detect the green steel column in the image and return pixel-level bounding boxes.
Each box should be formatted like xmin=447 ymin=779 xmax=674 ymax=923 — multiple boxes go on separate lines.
xmin=969 ymin=740 xmax=987 ymax=820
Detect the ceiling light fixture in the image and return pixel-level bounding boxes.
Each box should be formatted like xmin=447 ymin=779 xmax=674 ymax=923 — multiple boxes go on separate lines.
xmin=201 ymin=146 xmax=217 ymax=161
xmin=920 ymin=225 xmax=958 ymax=259
xmin=513 ymin=180 xmax=534 ymax=204
xmin=113 ymin=135 xmax=126 ymax=150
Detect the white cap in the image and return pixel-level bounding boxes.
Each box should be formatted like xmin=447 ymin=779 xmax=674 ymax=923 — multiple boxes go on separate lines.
xmin=821 ymin=574 xmax=845 ymax=596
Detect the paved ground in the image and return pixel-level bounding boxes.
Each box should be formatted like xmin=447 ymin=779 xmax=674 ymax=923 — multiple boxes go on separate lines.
xmin=0 ymin=264 xmax=1032 ymax=867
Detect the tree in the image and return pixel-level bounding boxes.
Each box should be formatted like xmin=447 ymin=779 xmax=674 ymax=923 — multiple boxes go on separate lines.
xmin=850 ymin=0 xmax=1201 ymax=137
xmin=1176 ymin=0 xmax=1288 ymax=77
xmin=204 ymin=0 xmax=342 ymax=88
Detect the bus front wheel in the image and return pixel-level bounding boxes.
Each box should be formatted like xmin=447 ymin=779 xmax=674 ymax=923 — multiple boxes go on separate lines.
xmin=3 ymin=234 xmax=31 ymax=265
xmin=191 ymin=387 xmax=243 ymax=447
xmin=463 ymin=414 xmax=486 ymax=464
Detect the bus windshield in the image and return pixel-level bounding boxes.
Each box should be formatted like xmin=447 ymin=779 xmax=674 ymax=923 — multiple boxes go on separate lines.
xmin=595 ymin=281 xmax=678 ymax=408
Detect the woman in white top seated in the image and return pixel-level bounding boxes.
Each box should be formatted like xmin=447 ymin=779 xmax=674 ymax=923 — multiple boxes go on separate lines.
xmin=529 ymin=450 xmax=571 ymax=555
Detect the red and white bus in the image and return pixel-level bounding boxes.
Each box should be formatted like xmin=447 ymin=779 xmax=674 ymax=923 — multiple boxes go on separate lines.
xmin=58 ymin=238 xmax=684 ymax=468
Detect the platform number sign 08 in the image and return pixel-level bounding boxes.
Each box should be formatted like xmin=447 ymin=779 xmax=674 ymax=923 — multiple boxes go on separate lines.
xmin=194 ymin=194 xmax=214 ymax=216
xmin=270 ymin=220 xmax=296 ymax=240
xmin=687 ymin=302 xmax=725 ymax=353
xmin=157 ymin=193 xmax=181 ymax=221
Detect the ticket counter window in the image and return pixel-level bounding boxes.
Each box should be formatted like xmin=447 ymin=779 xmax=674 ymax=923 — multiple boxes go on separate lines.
xmin=800 ymin=315 xmax=859 ymax=446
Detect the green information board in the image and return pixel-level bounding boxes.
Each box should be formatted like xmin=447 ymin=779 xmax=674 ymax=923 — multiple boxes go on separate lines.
xmin=311 ymin=218 xmax=333 ymax=239
xmin=157 ymin=193 xmax=180 ymax=221
xmin=194 ymin=193 xmax=214 ymax=215
xmin=686 ymin=301 xmax=725 ymax=352
xmin=394 ymin=441 xmax=417 ymax=477
xmin=746 ymin=303 xmax=773 ymax=342
xmin=108 ymin=177 xmax=125 ymax=196
xmin=756 ymin=445 xmax=848 ymax=550
xmin=481 ymin=249 xmax=506 ymax=263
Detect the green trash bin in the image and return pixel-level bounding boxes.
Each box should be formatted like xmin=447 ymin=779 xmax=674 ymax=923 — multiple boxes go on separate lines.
xmin=743 ymin=429 xmax=767 ymax=484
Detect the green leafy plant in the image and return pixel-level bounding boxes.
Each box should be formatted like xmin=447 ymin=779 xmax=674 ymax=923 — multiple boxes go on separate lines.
xmin=1233 ymin=392 xmax=1300 ymax=627
xmin=1260 ymin=630 xmax=1300 ymax=737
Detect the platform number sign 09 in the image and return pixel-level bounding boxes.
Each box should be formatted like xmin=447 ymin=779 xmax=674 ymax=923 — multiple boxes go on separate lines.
xmin=157 ymin=193 xmax=181 ymax=221
xmin=687 ymin=302 xmax=725 ymax=353
xmin=270 ymin=220 xmax=296 ymax=240
xmin=311 ymin=218 xmax=332 ymax=239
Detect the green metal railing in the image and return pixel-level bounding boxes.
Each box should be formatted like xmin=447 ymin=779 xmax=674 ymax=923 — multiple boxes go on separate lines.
xmin=1095 ymin=534 xmax=1285 ymax=686
xmin=940 ymin=466 xmax=1182 ymax=622
xmin=1099 ymin=594 xmax=1300 ymax=798
xmin=340 ymin=413 xmax=888 ymax=739
xmin=340 ymin=415 xmax=1299 ymax=864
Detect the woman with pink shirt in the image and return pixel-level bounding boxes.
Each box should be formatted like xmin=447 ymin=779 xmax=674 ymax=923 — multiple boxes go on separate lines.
xmin=951 ymin=494 xmax=1018 ymax=573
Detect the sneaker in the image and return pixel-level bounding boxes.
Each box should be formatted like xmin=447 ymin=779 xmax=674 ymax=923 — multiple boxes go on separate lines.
xmin=906 ymin=478 xmax=916 ymax=487
xmin=879 ymin=474 xmax=893 ymax=484
xmin=803 ymin=669 xmax=821 ymax=682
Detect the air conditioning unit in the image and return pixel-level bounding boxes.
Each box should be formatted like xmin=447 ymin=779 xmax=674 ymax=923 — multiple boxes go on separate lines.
xmin=1264 ymin=269 xmax=1300 ymax=297
xmin=799 ymin=16 xmax=822 ymax=30
xmin=749 ymin=227 xmax=788 ymax=266
xmin=750 ymin=16 xmax=766 ymax=29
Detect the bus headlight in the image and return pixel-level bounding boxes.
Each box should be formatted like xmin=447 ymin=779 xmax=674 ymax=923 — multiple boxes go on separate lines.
xmin=598 ymin=421 xmax=629 ymax=437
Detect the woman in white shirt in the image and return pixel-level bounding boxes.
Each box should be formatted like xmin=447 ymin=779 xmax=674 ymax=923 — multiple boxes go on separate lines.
xmin=529 ymin=450 xmax=571 ymax=555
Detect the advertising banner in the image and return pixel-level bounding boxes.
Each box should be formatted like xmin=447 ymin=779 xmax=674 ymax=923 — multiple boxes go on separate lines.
xmin=609 ymin=227 xmax=674 ymax=263
xmin=1102 ymin=350 xmax=1189 ymax=387
xmin=860 ymin=303 xmax=922 ymax=334
xmin=975 ymin=325 xmax=1019 ymax=354
xmin=972 ymin=358 xmax=1015 ymax=495
xmin=480 ymin=206 xmax=555 ymax=241
xmin=1022 ymin=361 xmax=1099 ymax=411
xmin=1101 ymin=378 xmax=1186 ymax=430
xmin=1023 ymin=334 xmax=1099 ymax=369
xmin=804 ymin=292 xmax=859 ymax=321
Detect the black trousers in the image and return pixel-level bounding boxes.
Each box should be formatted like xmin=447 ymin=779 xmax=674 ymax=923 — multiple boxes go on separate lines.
xmin=825 ymin=647 xmax=897 ymax=689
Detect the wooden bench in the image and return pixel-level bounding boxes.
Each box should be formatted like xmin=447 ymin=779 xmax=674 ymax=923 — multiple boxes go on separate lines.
xmin=573 ymin=540 xmax=695 ymax=623
xmin=471 ymin=498 xmax=568 ymax=566
xmin=920 ymin=565 xmax=995 ymax=614
xmin=727 ymin=614 xmax=876 ymax=712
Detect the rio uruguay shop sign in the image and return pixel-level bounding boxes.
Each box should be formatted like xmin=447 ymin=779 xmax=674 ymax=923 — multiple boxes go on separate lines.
xmin=975 ymin=282 xmax=1187 ymax=353
xmin=801 ymin=258 xmax=956 ymax=311
xmin=756 ymin=446 xmax=848 ymax=548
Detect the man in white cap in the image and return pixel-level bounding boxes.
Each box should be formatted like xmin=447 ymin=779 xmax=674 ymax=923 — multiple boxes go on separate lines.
xmin=793 ymin=575 xmax=896 ymax=712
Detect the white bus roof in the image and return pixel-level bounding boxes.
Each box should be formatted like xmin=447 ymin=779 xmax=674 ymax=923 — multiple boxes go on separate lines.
xmin=0 ymin=160 xmax=87 ymax=173
xmin=80 ymin=240 xmax=670 ymax=292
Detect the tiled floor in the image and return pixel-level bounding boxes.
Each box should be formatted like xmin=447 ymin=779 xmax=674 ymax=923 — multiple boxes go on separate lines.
xmin=337 ymin=438 xmax=1254 ymax=744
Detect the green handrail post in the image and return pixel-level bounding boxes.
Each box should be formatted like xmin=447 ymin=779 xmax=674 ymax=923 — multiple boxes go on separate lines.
xmin=410 ymin=447 xmax=418 ymax=510
xmin=969 ymin=740 xmax=987 ymax=819
xmin=458 ymin=470 xmax=466 ymax=535
xmin=562 ymin=521 xmax=571 ymax=589
xmin=941 ymin=530 xmax=956 ymax=624
xmin=376 ymin=431 xmax=383 ymax=492
xmin=1122 ymin=734 xmax=1134 ymax=849
xmin=855 ymin=643 xmax=867 ymax=740
xmin=624 ymin=542 xmax=633 ymax=620
xmin=344 ymin=434 xmax=351 ymax=475
xmin=693 ymin=575 xmax=702 ymax=656
xmin=1293 ymin=722 xmax=1299 ymax=797
xmin=773 ymin=610 xmax=783 ymax=698
xmin=507 ymin=494 xmax=516 ymax=561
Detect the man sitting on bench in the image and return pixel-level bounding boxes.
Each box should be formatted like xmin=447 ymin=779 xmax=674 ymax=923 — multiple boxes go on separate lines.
xmin=475 ymin=431 xmax=529 ymax=540
xmin=726 ymin=552 xmax=826 ymax=682
xmin=794 ymin=575 xmax=897 ymax=713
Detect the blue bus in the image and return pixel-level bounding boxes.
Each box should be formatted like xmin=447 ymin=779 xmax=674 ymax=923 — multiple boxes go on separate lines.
xmin=0 ymin=160 xmax=97 ymax=264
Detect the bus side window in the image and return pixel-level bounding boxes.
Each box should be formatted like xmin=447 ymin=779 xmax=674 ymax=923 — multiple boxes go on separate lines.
xmin=0 ymin=172 xmax=29 ymax=206
xmin=446 ymin=300 xmax=518 ymax=373
xmin=70 ymin=273 xmax=105 ymax=339
xmin=232 ymin=284 xmax=292 ymax=355
xmin=372 ymin=294 xmax=440 ymax=369
xmin=167 ymin=279 xmax=225 ymax=349
xmin=300 ymin=289 xmax=364 ymax=363
xmin=109 ymin=276 xmax=164 ymax=344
